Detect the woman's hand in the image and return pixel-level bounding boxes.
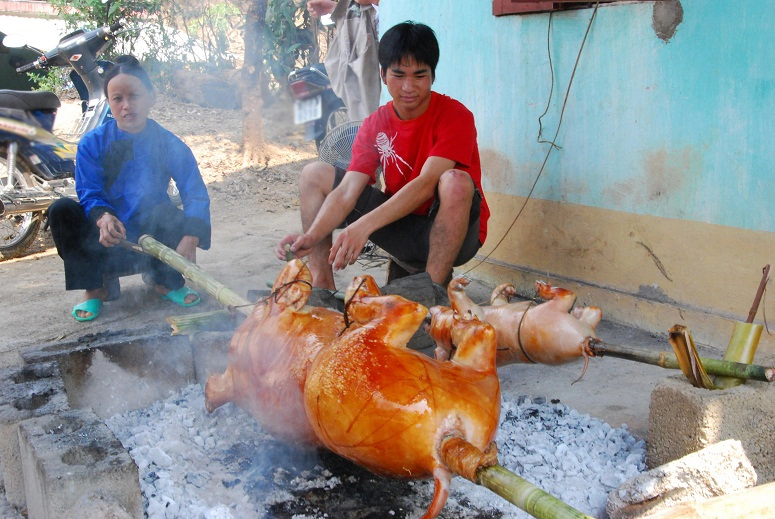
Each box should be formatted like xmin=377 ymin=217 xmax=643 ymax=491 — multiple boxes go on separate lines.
xmin=96 ymin=213 xmax=126 ymax=247
xmin=176 ymin=235 xmax=199 ymax=263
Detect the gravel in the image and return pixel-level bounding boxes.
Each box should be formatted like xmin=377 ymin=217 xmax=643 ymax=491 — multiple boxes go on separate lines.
xmin=104 ymin=384 xmax=646 ymax=518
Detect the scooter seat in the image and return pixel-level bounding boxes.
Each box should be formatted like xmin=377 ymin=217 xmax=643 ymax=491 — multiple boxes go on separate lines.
xmin=0 ymin=90 xmax=61 ymax=111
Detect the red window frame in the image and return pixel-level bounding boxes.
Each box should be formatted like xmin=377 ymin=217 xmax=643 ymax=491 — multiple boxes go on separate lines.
xmin=493 ymin=0 xmax=625 ymax=16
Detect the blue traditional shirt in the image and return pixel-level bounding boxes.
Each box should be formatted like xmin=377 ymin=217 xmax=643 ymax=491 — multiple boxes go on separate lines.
xmin=75 ymin=118 xmax=211 ymax=249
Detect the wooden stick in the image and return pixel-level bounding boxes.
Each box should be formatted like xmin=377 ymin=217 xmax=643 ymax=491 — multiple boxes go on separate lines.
xmin=746 ymin=264 xmax=770 ymax=323
xmin=590 ymin=342 xmax=774 ymax=382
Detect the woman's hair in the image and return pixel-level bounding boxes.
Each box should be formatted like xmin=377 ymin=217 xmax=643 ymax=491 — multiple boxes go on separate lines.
xmin=378 ymin=22 xmax=440 ymax=80
xmin=102 ymin=55 xmax=154 ymax=97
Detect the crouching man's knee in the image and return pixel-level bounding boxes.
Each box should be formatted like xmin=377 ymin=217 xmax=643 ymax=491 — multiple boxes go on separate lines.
xmin=299 ymin=161 xmax=337 ymax=193
xmin=437 ymin=169 xmax=475 ymax=206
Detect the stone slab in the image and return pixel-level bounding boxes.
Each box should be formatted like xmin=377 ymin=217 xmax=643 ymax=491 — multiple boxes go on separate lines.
xmin=607 ymin=439 xmax=756 ymax=518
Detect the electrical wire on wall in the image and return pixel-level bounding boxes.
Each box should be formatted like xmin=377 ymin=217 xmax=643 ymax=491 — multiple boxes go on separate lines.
xmin=537 ymin=12 xmax=561 ymax=151
xmin=463 ymin=1 xmax=600 ymax=277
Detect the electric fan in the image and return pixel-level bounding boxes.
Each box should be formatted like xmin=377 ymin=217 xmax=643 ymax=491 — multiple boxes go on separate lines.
xmin=317 ymin=120 xmax=362 ymax=170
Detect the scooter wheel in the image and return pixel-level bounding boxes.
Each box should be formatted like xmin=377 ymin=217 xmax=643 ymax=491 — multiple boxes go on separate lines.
xmin=0 ymin=150 xmax=43 ymax=260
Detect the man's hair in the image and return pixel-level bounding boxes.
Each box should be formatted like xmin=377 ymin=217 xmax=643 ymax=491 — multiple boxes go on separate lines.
xmin=103 ymin=55 xmax=154 ymax=97
xmin=378 ymin=22 xmax=440 ymax=79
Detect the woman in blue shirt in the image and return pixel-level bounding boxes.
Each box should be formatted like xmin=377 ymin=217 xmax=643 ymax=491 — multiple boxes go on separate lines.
xmin=49 ymin=55 xmax=211 ymax=321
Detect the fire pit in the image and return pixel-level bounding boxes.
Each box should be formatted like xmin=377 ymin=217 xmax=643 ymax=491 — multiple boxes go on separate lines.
xmin=0 ymin=329 xmax=646 ymax=518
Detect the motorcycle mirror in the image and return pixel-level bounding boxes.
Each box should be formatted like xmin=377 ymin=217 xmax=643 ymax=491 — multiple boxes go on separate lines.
xmin=2 ymin=34 xmax=28 ymax=49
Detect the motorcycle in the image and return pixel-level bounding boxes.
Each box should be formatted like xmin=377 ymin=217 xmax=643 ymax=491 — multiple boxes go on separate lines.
xmin=0 ymin=20 xmax=124 ymax=260
xmin=287 ymin=62 xmax=348 ymax=149
xmin=0 ymin=20 xmax=181 ymax=261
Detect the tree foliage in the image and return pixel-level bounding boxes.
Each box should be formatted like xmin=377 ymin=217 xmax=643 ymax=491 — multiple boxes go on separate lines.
xmin=47 ymin=0 xmax=164 ymax=55
xmin=44 ymin=0 xmax=321 ymax=98
xmin=264 ymin=0 xmax=317 ymax=91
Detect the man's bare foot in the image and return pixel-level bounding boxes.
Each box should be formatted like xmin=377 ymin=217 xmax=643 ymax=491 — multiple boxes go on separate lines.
xmin=75 ymin=287 xmax=108 ymax=319
xmin=155 ymin=285 xmax=199 ymax=305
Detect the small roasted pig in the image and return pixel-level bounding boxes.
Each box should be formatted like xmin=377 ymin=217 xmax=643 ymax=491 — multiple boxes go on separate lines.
xmin=429 ymin=276 xmax=602 ymax=380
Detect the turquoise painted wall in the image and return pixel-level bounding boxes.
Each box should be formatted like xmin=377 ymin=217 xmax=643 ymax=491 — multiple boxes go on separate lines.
xmin=379 ymin=1 xmax=774 ymax=233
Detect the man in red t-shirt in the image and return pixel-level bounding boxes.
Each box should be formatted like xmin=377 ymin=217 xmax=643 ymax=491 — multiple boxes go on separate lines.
xmin=277 ymin=21 xmax=490 ymax=290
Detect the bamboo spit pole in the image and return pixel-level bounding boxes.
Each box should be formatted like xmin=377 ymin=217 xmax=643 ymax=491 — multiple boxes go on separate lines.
xmin=478 ymin=466 xmax=594 ymax=519
xmin=119 ymin=236 xmax=254 ymax=317
xmin=590 ymin=342 xmax=775 ymax=382
xmin=439 ymin=436 xmax=594 ymax=519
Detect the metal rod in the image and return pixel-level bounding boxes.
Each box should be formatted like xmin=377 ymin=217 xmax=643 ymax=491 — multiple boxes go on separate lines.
xmin=116 ymin=237 xmax=144 ymax=254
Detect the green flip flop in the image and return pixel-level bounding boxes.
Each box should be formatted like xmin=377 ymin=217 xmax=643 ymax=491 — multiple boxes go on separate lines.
xmin=72 ymin=298 xmax=102 ymax=322
xmin=161 ymin=286 xmax=201 ymax=307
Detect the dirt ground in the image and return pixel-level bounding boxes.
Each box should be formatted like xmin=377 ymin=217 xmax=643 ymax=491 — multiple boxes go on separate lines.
xmin=0 ymin=94 xmax=676 ymax=440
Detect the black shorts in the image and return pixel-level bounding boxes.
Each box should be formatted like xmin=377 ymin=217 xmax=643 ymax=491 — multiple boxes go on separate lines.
xmin=333 ymin=168 xmax=482 ymax=267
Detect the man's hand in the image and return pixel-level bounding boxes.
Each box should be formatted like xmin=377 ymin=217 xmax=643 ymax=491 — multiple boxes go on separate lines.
xmin=329 ymin=222 xmax=369 ymax=271
xmin=307 ymin=0 xmax=336 ymax=17
xmin=276 ymin=234 xmax=298 ymax=260
xmin=96 ymin=213 xmax=126 ymax=247
xmin=176 ymin=235 xmax=199 ymax=263
xmin=276 ymin=233 xmax=319 ymax=261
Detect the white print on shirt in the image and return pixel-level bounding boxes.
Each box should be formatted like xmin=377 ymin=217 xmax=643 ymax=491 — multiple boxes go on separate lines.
xmin=375 ymin=131 xmax=412 ymax=178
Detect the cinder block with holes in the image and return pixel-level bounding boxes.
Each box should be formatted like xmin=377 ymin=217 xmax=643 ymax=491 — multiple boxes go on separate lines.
xmin=0 ymin=362 xmax=69 ymax=508
xmin=17 ymin=408 xmax=141 ymax=519
xmin=648 ymin=375 xmax=775 ymax=483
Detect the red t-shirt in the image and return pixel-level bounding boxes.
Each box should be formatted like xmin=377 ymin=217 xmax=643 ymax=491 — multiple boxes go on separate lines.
xmin=348 ymin=92 xmax=490 ymax=244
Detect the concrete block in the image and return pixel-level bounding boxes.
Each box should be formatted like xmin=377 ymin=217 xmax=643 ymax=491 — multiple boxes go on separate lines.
xmin=0 ymin=362 xmax=69 ymax=508
xmin=17 ymin=408 xmax=141 ymax=519
xmin=607 ymin=439 xmax=757 ymax=519
xmin=648 ymin=374 xmax=775 ymax=483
